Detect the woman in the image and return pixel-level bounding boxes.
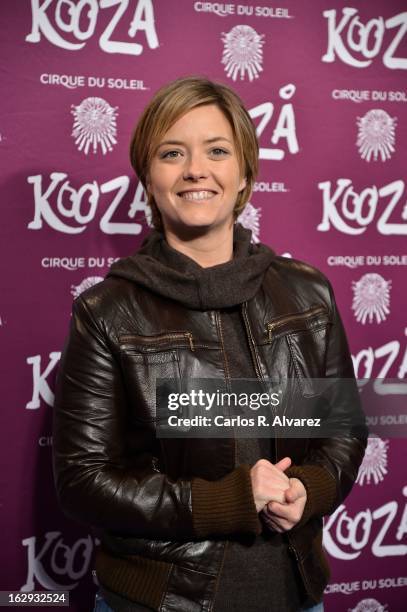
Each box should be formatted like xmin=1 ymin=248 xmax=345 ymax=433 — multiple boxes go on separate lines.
xmin=53 ymin=76 xmax=367 ymax=612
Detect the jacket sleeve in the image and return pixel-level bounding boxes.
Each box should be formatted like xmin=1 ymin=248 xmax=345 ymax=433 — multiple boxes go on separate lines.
xmin=284 ymin=279 xmax=368 ymax=529
xmin=53 ymin=295 xmax=261 ymax=540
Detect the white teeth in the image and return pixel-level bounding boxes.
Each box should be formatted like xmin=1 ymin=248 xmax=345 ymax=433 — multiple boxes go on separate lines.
xmin=179 ymin=191 xmax=216 ymax=201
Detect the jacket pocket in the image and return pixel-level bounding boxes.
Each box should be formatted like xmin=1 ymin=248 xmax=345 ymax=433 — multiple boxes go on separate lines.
xmin=119 ymin=332 xmax=190 ymax=423
xmin=266 ymin=305 xmax=331 ymax=398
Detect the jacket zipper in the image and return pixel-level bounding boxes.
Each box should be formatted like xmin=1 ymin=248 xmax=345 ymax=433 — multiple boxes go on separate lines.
xmin=214 ymin=311 xmax=235 ymax=464
xmin=120 ymin=331 xmax=195 ymax=351
xmin=242 ymin=303 xmax=264 ymax=381
xmin=210 ymin=313 xmax=232 ymax=612
xmin=266 ymin=305 xmax=327 ymax=342
xmin=214 ymin=312 xmax=231 ymax=387
xmin=287 ymin=534 xmax=316 ymax=601
xmin=241 ymin=302 xmax=279 ymax=464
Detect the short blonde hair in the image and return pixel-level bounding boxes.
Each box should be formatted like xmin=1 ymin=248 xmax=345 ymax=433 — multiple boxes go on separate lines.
xmin=129 ymin=76 xmax=259 ymax=230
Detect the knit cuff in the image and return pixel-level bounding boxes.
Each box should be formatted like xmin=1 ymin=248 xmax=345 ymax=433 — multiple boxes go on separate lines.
xmin=191 ymin=464 xmax=262 ymax=538
xmin=285 ymin=464 xmax=338 ymax=529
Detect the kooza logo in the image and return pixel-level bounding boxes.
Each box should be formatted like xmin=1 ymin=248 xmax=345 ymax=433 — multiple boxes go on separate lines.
xmin=237 ymin=202 xmax=261 ymax=243
xmin=221 ymin=25 xmax=264 ymax=81
xmin=351 ymin=273 xmax=391 ymax=325
xmin=323 ymin=487 xmax=407 ymax=560
xmin=26 ymin=0 xmax=159 ymax=55
xmin=322 ymin=7 xmax=407 ymax=69
xmin=21 ymin=532 xmax=98 ymax=591
xmin=356 ymin=110 xmax=397 ymax=162
xmin=27 ymin=173 xmax=149 ymax=235
xmin=356 ymin=435 xmax=389 ymax=486
xmin=71 ymin=97 xmax=118 ymax=155
xmin=317 ymin=179 xmax=407 ymax=236
xmin=351 ymin=330 xmax=407 ymax=383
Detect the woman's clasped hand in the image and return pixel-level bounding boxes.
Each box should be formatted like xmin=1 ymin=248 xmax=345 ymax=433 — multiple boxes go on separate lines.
xmin=251 ymin=457 xmax=308 ymax=532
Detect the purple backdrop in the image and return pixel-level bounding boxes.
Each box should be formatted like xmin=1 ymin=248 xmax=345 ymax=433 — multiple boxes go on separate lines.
xmin=1 ymin=1 xmax=406 ymax=610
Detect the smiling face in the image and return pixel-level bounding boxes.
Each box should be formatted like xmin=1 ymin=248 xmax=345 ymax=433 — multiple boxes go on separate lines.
xmin=147 ymin=104 xmax=247 ymax=239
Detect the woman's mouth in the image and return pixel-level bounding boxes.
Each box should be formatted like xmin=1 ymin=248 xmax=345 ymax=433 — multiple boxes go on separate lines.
xmin=177 ymin=190 xmax=217 ymax=201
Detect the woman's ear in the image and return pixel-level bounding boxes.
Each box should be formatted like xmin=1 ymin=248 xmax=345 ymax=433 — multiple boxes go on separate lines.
xmin=239 ymin=176 xmax=247 ymax=192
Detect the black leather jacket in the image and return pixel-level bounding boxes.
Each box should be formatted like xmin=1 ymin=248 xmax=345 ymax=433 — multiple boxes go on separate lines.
xmin=53 ymin=246 xmax=367 ymax=611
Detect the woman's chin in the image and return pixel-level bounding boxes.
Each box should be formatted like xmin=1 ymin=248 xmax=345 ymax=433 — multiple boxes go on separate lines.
xmin=173 ymin=213 xmax=220 ymax=230
xmin=165 ymin=215 xmax=232 ymax=239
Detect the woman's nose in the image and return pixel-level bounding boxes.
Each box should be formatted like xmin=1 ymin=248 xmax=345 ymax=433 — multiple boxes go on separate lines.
xmin=183 ymin=154 xmax=208 ymax=180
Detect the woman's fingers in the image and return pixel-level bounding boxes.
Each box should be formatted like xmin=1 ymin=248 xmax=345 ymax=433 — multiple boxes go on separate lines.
xmin=250 ymin=458 xmax=292 ymax=512
xmin=274 ymin=457 xmax=292 ymax=472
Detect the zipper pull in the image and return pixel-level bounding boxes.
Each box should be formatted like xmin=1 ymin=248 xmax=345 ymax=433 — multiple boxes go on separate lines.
xmin=151 ymin=456 xmax=161 ymax=472
xmin=267 ymin=324 xmax=273 ymax=343
xmin=288 ymin=543 xmax=300 ymax=561
xmin=186 ymin=332 xmax=195 ymax=351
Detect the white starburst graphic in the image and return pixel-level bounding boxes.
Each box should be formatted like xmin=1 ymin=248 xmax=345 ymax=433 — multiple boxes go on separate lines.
xmin=356 ymin=109 xmax=396 ymax=162
xmin=71 ymin=97 xmax=118 ymax=155
xmin=237 ymin=202 xmax=262 ymax=243
xmin=352 ymin=273 xmax=391 ymax=324
xmin=349 ymin=598 xmax=388 ymax=612
xmin=71 ymin=276 xmax=104 ymax=298
xmin=356 ymin=435 xmax=388 ymax=486
xmin=221 ymin=25 xmax=264 ymax=81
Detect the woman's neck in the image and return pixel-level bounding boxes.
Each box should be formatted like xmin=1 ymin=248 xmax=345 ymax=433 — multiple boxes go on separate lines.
xmin=163 ymin=225 xmax=234 ymax=268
